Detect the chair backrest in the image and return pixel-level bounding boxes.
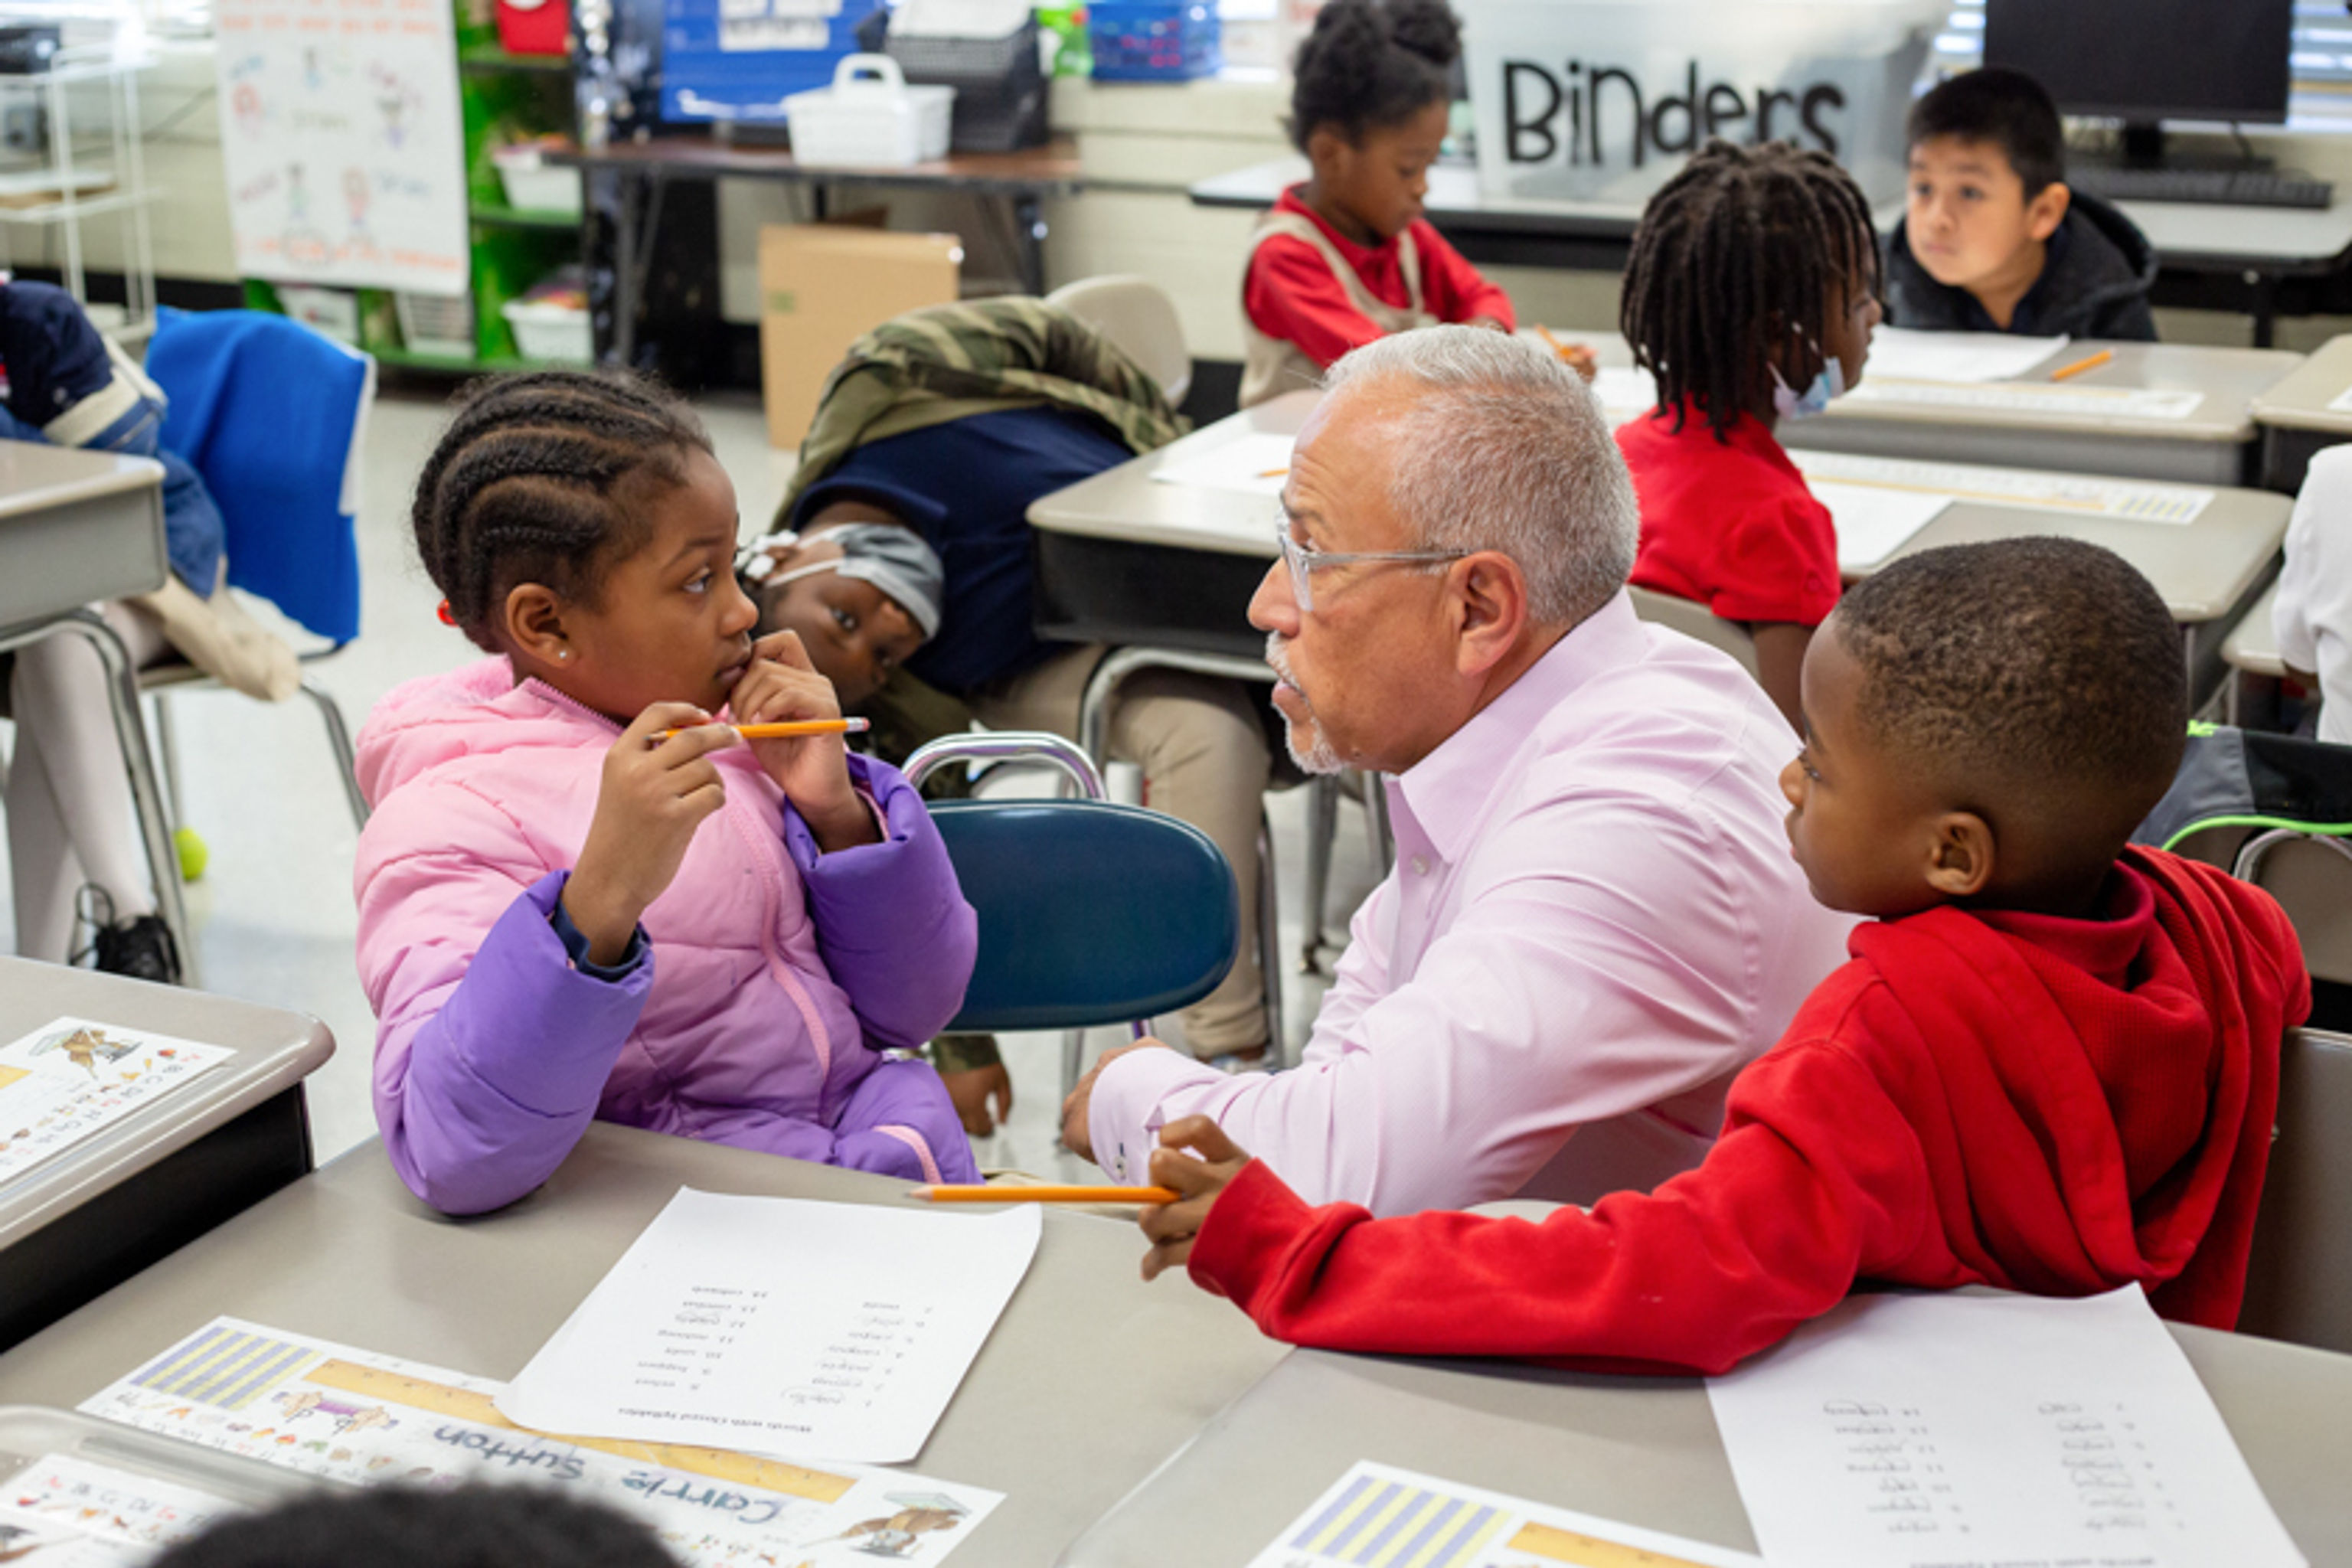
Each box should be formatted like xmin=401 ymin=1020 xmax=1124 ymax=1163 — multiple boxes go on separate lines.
xmin=930 ymin=798 xmax=1236 ymax=1032
xmin=2234 ymin=830 xmax=2352 ymax=985
xmin=145 ymin=309 xmax=375 ymax=644
xmin=2239 ymin=1027 xmax=2352 ymax=1353
xmin=1628 ymin=586 xmax=1761 ymax=678
xmin=1045 ymin=275 xmax=1191 ymax=406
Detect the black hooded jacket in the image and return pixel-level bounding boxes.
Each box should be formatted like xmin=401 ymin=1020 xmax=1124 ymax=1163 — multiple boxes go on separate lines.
xmin=1883 ymin=189 xmax=2159 ymax=341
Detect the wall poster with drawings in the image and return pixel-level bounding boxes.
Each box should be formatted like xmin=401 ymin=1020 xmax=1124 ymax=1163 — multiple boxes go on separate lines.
xmin=211 ymin=0 xmax=469 ymax=295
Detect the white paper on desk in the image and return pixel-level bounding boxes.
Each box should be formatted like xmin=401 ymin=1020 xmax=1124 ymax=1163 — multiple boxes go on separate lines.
xmin=0 ymin=1452 xmax=245 ymax=1566
xmin=81 ymin=1315 xmax=1005 ymax=1567
xmin=1841 ymin=379 xmax=2205 ymax=420
xmin=1794 ymin=451 xmax=2215 ymax=526
xmin=1148 ymin=431 xmax=1298 ymax=496
xmin=1864 ymin=326 xmax=2069 ymax=384
xmin=498 ymin=1188 xmax=1042 ymax=1465
xmin=1814 ymin=482 xmax=1951 ymax=572
xmin=1246 ymin=1459 xmax=1760 ymax=1568
xmin=0 ymin=1015 xmax=232 ymax=1184
xmin=1591 ymin=364 xmax=1661 ymax=425
xmin=1704 ymin=1286 xmax=2306 ymax=1568
xmin=2325 ymin=383 xmax=2352 ymax=415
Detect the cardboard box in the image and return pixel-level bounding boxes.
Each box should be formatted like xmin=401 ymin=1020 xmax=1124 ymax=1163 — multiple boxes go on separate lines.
xmin=759 ymin=224 xmax=962 ymax=450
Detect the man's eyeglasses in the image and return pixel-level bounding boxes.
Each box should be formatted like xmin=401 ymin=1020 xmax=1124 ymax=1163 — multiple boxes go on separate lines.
xmin=1274 ymin=520 xmax=1472 ymax=614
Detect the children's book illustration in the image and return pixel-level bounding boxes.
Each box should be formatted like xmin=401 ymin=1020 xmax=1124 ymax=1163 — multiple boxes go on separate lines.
xmin=0 ymin=1453 xmax=243 ymax=1566
xmin=0 ymin=1018 xmax=232 ymax=1184
xmin=81 ymin=1318 xmax=1001 ymax=1566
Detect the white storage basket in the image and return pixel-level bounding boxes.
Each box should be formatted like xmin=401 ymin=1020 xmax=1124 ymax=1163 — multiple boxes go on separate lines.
xmin=503 ymin=297 xmax=593 ymax=365
xmin=783 ymin=54 xmax=954 ymax=168
xmin=492 ymin=145 xmax=585 ymax=217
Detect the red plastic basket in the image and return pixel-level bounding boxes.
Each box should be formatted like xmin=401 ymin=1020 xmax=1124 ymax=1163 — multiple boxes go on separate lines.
xmin=495 ymin=0 xmax=570 ymax=57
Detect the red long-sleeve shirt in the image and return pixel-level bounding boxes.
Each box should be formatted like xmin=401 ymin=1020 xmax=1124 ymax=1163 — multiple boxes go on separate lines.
xmin=1187 ymin=848 xmax=2308 ymax=1375
xmin=1243 ymin=187 xmax=1515 ymax=371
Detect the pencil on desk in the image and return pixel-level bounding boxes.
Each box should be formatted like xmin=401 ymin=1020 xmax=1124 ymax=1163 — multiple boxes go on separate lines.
xmin=660 ymin=717 xmax=872 ymax=740
xmin=1258 ymin=467 xmax=1289 ymax=479
xmin=2050 ymin=349 xmax=2114 ymax=381
xmin=912 ymin=1184 xmax=1182 ymax=1204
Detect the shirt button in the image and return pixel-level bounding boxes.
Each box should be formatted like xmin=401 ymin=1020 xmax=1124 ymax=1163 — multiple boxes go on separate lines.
xmin=1410 ymin=855 xmax=1430 ymax=877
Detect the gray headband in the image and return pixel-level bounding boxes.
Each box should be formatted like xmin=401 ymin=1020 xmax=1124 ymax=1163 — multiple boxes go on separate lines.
xmin=741 ymin=523 xmax=946 ymax=639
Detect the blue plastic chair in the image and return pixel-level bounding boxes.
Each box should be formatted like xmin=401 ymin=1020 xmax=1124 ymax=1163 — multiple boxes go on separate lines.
xmin=907 ymin=732 xmax=1238 ymax=1097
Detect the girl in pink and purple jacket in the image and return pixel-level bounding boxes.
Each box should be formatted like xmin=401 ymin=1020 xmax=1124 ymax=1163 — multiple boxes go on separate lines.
xmin=354 ymin=373 xmax=978 ymax=1216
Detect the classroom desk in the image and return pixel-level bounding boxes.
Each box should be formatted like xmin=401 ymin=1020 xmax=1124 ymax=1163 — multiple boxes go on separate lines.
xmin=1058 ymin=1325 xmax=2352 ymax=1567
xmin=0 ymin=440 xmax=192 ymax=974
xmin=1027 ymin=390 xmax=2291 ymax=703
xmin=2252 ymin=332 xmax=2352 ymax=494
xmin=547 ymin=136 xmax=1084 ymax=365
xmin=1189 ymin=157 xmax=2352 ymax=347
xmin=2220 ymin=580 xmax=2292 ymax=730
xmin=0 ymin=957 xmax=332 ymax=1353
xmin=0 ymin=1123 xmax=1289 ymax=1566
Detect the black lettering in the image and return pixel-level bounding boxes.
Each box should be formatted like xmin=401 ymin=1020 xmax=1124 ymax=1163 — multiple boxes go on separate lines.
xmin=1800 ymin=83 xmax=1845 ymax=154
xmin=1649 ymin=60 xmax=1700 ymax=156
xmin=1589 ymin=65 xmax=1645 ymax=166
xmin=1503 ymin=60 xmax=1560 ymax=164
xmin=1756 ymin=87 xmax=1796 ymax=141
xmin=1567 ymin=60 xmax=1583 ymax=166
xmin=1704 ymin=82 xmax=1748 ymax=139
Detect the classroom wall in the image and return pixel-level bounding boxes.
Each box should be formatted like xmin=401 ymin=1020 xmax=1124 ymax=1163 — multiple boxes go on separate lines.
xmin=118 ymin=44 xmax=2352 ymax=358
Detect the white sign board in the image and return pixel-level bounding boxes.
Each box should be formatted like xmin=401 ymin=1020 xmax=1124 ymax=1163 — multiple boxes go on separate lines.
xmin=1462 ymin=0 xmax=1945 ymax=208
xmin=212 ymin=0 xmax=470 ymax=295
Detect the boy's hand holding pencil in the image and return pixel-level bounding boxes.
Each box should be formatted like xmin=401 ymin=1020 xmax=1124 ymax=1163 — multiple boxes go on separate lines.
xmin=726 ymin=629 xmax=881 ymax=854
xmin=1138 ymin=1116 xmax=1253 ymax=1282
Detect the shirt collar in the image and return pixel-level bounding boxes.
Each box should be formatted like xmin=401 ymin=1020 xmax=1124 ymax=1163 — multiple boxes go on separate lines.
xmin=1276 ymin=184 xmax=1397 ymax=267
xmin=1393 ymin=589 xmax=1649 ymax=865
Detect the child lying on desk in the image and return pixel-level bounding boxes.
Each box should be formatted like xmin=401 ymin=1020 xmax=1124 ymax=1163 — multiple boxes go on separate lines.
xmin=1135 ymin=537 xmax=2308 ymax=1374
xmin=1886 ymin=67 xmax=2159 ymax=341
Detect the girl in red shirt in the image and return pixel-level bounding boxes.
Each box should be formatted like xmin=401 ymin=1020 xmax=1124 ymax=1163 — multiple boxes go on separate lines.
xmin=1238 ymin=0 xmax=1514 ymax=407
xmin=1615 ymin=140 xmax=1883 ymax=728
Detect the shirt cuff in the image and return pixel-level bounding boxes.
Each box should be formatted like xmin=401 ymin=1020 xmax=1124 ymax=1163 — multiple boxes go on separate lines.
xmin=1087 ymin=1046 xmax=1227 ymax=1184
xmin=547 ymin=893 xmax=648 ymax=982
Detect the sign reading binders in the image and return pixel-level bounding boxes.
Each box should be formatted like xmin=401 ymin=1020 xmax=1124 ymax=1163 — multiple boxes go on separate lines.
xmin=1461 ymin=0 xmax=1945 ymax=207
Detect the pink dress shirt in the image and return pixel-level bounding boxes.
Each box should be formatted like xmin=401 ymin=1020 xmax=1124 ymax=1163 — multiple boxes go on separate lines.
xmin=1086 ymin=590 xmax=1860 ymax=1217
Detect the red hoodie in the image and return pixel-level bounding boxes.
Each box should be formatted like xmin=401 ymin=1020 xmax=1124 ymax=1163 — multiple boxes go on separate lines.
xmin=1187 ymin=848 xmax=2308 ymax=1374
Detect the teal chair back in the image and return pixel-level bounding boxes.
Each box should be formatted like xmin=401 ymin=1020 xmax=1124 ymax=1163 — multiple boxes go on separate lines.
xmin=929 ymin=798 xmax=1237 ymax=1033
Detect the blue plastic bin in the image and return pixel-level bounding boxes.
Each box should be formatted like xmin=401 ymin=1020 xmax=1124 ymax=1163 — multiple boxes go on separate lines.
xmin=1086 ymin=0 xmax=1220 ymax=81
xmin=661 ymin=0 xmax=884 ymax=123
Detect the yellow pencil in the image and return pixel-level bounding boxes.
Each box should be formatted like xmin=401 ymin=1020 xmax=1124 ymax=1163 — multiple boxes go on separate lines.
xmin=2049 ymin=348 xmax=2114 ymax=381
xmin=911 ymin=1184 xmax=1182 ymax=1204
xmin=660 ymin=717 xmax=871 ymax=740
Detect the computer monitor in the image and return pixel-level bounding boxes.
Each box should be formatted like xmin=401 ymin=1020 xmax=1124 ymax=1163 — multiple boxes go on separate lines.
xmin=1982 ymin=0 xmax=2293 ymax=163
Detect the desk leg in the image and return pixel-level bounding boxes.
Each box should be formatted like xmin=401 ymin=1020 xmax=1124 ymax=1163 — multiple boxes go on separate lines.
xmin=2249 ymin=270 xmax=2279 ymax=351
xmin=58 ymin=610 xmax=197 ymax=987
xmin=612 ymin=168 xmax=644 ymax=370
xmin=1014 ymin=191 xmax=1047 ymax=296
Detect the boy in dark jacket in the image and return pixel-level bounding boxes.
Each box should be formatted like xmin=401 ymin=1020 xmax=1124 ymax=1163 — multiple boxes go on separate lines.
xmin=1886 ymin=68 xmax=2158 ymax=341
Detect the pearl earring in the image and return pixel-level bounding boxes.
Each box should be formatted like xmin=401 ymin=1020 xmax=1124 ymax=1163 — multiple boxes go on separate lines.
xmin=557 ymin=649 xmax=570 ymax=662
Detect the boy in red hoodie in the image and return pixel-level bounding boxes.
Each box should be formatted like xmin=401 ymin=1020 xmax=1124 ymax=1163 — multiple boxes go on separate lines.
xmin=1138 ymin=537 xmax=2309 ymax=1374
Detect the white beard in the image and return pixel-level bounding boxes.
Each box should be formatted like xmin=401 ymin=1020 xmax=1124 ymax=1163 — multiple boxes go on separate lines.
xmin=1266 ymin=632 xmax=1342 ymax=776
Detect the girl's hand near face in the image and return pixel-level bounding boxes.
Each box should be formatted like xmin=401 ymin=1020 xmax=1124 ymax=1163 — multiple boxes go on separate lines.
xmin=564 ymin=702 xmax=742 ymax=965
xmin=731 ymin=629 xmax=880 ymax=853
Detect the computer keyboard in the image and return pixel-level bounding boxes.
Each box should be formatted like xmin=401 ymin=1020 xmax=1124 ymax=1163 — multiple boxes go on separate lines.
xmin=2070 ymin=166 xmax=2335 ymax=210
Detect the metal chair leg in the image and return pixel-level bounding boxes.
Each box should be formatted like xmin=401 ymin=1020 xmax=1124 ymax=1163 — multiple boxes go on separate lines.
xmin=1061 ymin=1026 xmax=1087 ymax=1109
xmin=152 ymin=689 xmax=183 ymax=832
xmin=299 ymin=678 xmax=369 ymax=830
xmin=1301 ymin=773 xmax=1338 ymax=973
xmin=1366 ymin=771 xmax=1395 ymax=871
xmin=1257 ymin=805 xmax=1287 ymax=1067
xmin=57 ymin=611 xmax=198 ymax=985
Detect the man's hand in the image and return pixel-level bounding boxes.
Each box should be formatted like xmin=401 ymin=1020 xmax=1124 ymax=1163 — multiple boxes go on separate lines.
xmin=1139 ymin=1116 xmax=1252 ymax=1282
xmin=943 ymin=1062 xmax=1014 ymax=1136
xmin=730 ymin=629 xmax=878 ymax=853
xmin=564 ymin=703 xmax=740 ymax=965
xmin=1058 ymin=1037 xmax=1174 ymax=1160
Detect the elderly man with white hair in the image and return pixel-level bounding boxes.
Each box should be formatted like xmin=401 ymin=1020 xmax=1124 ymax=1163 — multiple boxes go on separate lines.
xmin=1061 ymin=325 xmax=1857 ymax=1217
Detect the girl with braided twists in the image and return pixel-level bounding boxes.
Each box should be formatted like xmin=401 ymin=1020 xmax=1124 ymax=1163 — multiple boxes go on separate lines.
xmin=351 ymin=371 xmax=979 ymax=1216
xmin=1615 ymin=139 xmax=1883 ymax=730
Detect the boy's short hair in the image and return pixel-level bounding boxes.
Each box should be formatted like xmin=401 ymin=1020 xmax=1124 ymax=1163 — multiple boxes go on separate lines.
xmin=1908 ymin=67 xmax=2066 ymax=198
xmin=149 ymin=1485 xmax=678 ymax=1568
xmin=1831 ymin=537 xmax=2186 ymax=850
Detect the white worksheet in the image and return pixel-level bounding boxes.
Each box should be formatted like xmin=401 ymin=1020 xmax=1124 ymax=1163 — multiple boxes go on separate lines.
xmin=0 ymin=1453 xmax=243 ymax=1566
xmin=1814 ymin=482 xmax=1951 ymax=573
xmin=1591 ymin=364 xmax=1661 ymax=426
xmin=0 ymin=1017 xmax=232 ymax=1184
xmin=82 ymin=1315 xmax=1004 ymax=1566
xmin=1864 ymin=327 xmax=2070 ymax=384
xmin=1704 ymin=1286 xmax=2306 ymax=1568
xmin=1150 ymin=431 xmax=1299 ymax=496
xmin=1247 ymin=1459 xmax=1760 ymax=1568
xmin=498 ymin=1189 xmax=1042 ymax=1464
xmin=2324 ymin=384 xmax=2352 ymax=415
xmin=1794 ymin=451 xmax=2215 ymax=525
xmin=1841 ymin=379 xmax=2204 ymax=420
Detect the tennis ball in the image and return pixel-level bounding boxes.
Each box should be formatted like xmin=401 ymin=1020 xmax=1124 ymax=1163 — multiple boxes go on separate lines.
xmin=175 ymin=825 xmax=209 ymax=883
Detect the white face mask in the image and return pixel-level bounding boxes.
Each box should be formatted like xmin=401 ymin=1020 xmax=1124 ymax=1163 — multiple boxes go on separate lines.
xmin=1770 ymin=352 xmax=1848 ymax=422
